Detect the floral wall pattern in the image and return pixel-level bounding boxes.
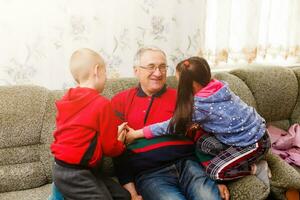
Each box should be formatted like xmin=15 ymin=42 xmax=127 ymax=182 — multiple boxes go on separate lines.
xmin=0 ymin=0 xmax=205 ymax=89
xmin=1 ymin=0 xmax=299 ymax=90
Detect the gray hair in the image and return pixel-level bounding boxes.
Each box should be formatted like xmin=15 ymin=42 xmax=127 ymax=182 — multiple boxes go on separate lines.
xmin=133 ymin=46 xmax=167 ymax=67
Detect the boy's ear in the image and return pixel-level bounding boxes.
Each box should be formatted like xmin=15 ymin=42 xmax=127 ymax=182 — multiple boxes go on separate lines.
xmin=94 ymin=64 xmax=100 ymax=77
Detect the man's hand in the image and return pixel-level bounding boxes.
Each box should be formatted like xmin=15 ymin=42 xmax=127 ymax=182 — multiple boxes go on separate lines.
xmin=218 ymin=184 xmax=230 ymax=200
xmin=125 ymin=127 xmax=144 ymax=144
xmin=131 ymin=194 xmax=143 ymax=200
xmin=123 ymin=182 xmax=143 ymax=200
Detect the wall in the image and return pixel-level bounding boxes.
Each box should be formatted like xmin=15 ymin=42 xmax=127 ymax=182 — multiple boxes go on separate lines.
xmin=0 ymin=0 xmax=204 ymax=89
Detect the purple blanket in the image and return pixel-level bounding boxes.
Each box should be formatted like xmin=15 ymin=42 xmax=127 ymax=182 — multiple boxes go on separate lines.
xmin=267 ymin=124 xmax=300 ymax=167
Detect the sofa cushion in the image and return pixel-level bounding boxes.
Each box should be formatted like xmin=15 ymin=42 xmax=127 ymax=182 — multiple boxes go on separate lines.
xmin=227 ymin=175 xmax=269 ymax=200
xmin=0 ymin=145 xmax=39 ymax=166
xmin=266 ymin=152 xmax=300 ymax=199
xmin=0 ymin=184 xmax=51 ymax=200
xmin=268 ymin=120 xmax=291 ymax=131
xmin=213 ymin=72 xmax=257 ymax=109
xmin=0 ymin=85 xmax=50 ymax=192
xmin=0 ymin=162 xmax=47 ymax=193
xmin=231 ymin=66 xmax=298 ymax=123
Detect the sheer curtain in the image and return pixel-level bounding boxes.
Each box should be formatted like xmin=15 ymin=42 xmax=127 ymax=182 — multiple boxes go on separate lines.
xmin=201 ymin=0 xmax=300 ymax=66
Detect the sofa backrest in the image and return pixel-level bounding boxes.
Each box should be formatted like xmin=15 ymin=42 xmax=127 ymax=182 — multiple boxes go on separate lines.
xmin=1 ymin=66 xmax=299 ymax=193
xmin=39 ymin=90 xmax=64 ymax=183
xmin=214 ymin=66 xmax=299 ymax=130
xmin=291 ymin=67 xmax=300 ymax=125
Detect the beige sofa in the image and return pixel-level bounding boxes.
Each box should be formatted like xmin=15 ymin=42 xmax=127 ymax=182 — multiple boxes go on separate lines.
xmin=0 ymin=66 xmax=300 ymax=200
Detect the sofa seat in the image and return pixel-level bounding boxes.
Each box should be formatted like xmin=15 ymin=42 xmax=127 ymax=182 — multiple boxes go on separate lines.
xmin=0 ymin=184 xmax=52 ymax=200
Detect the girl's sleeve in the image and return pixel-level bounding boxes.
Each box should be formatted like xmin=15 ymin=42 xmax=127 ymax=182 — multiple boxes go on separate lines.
xmin=143 ymin=118 xmax=172 ymax=138
xmin=143 ymin=106 xmax=209 ymax=139
xmin=192 ymin=107 xmax=209 ymax=122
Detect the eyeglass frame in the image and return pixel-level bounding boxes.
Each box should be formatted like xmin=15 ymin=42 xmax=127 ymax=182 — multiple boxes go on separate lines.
xmin=138 ymin=64 xmax=168 ymax=73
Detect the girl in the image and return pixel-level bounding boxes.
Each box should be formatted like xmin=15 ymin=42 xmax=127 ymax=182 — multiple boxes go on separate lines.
xmin=126 ymin=56 xmax=271 ymax=186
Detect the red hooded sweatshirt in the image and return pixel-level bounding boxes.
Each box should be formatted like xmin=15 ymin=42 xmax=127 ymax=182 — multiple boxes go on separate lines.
xmin=51 ymin=87 xmax=124 ymax=168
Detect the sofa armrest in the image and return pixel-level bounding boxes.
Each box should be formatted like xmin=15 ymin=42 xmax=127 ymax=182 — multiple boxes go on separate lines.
xmin=266 ymin=151 xmax=300 ymax=199
xmin=227 ymin=175 xmax=269 ymax=200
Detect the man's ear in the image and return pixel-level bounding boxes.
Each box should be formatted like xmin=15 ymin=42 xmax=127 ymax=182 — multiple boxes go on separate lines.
xmin=133 ymin=66 xmax=138 ymax=76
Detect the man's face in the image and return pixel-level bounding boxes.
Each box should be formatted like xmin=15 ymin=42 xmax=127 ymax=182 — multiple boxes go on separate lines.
xmin=134 ymin=50 xmax=167 ymax=96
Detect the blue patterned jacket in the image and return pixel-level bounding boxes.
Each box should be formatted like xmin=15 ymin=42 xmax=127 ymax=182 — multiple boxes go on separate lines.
xmin=144 ymin=79 xmax=266 ymax=147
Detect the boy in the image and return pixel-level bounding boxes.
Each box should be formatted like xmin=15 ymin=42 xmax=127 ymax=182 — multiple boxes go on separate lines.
xmin=51 ymin=48 xmax=130 ymax=200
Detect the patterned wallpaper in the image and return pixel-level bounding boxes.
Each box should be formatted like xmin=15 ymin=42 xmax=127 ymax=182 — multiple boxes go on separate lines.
xmin=0 ymin=0 xmax=205 ymax=89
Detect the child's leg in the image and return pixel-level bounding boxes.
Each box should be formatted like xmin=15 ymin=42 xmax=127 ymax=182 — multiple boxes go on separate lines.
xmin=195 ymin=133 xmax=227 ymax=167
xmin=101 ymin=177 xmax=131 ymax=200
xmin=251 ymin=159 xmax=271 ymax=186
xmin=196 ymin=133 xmax=227 ymax=156
xmin=205 ymin=133 xmax=270 ymax=181
xmin=53 ymin=162 xmax=113 ymax=200
xmin=91 ymin=165 xmax=130 ymax=200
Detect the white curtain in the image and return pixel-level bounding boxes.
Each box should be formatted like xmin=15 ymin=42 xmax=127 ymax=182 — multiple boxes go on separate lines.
xmin=201 ymin=0 xmax=300 ymax=65
xmin=0 ymin=0 xmax=299 ymax=90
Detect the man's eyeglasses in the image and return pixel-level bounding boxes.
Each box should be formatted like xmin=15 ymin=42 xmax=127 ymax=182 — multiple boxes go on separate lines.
xmin=138 ymin=64 xmax=168 ymax=73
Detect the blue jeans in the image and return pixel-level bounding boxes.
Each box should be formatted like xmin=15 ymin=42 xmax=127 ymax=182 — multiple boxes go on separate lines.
xmin=135 ymin=159 xmax=221 ymax=200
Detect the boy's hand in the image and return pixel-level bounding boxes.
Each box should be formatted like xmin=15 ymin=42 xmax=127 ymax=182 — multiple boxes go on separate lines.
xmin=118 ymin=122 xmax=128 ymax=134
xmin=118 ymin=122 xmax=128 ymax=143
xmin=118 ymin=129 xmax=127 ymax=143
xmin=218 ymin=184 xmax=230 ymax=200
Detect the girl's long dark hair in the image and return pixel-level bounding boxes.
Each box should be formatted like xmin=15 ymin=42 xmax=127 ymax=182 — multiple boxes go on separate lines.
xmin=169 ymin=57 xmax=211 ymax=135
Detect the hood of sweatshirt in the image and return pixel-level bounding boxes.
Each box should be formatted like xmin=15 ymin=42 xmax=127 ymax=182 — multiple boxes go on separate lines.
xmin=195 ymin=79 xmax=231 ymax=103
xmin=55 ymin=87 xmax=99 ymax=123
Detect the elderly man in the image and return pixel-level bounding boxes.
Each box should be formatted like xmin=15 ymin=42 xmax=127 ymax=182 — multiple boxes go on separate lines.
xmin=112 ymin=47 xmax=227 ymax=200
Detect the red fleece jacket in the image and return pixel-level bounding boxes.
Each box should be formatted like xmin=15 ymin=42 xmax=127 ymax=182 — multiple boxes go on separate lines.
xmin=51 ymin=87 xmax=124 ymax=168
